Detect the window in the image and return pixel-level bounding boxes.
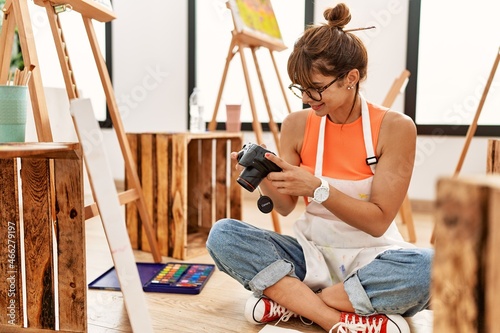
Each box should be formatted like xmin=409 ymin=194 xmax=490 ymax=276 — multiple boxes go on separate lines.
xmin=405 ymin=0 xmax=500 ymax=136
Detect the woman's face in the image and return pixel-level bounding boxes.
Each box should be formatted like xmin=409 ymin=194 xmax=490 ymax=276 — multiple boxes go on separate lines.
xmin=301 ymin=72 xmax=353 ymax=119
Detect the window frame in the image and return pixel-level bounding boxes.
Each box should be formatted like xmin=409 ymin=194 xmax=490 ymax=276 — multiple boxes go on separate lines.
xmin=100 ymin=21 xmax=113 ymax=128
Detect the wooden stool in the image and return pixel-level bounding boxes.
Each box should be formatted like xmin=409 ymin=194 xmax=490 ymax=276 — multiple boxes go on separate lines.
xmin=126 ymin=132 xmax=243 ymax=259
xmin=0 ymin=143 xmax=85 ymax=332
xmin=433 ymin=175 xmax=500 ymax=332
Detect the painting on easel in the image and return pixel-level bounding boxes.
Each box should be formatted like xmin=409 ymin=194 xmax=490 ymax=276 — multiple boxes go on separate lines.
xmin=94 ymin=0 xmax=113 ymax=10
xmin=228 ymin=0 xmax=287 ymax=51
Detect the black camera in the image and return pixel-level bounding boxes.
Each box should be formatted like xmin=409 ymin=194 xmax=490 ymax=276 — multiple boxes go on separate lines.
xmin=236 ymin=143 xmax=282 ymax=192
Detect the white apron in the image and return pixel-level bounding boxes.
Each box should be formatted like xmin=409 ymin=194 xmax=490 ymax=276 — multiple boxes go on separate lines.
xmin=293 ymin=95 xmax=414 ymax=291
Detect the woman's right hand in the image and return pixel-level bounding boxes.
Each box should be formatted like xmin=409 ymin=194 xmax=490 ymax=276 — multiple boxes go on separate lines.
xmin=230 ymin=151 xmax=245 ymax=172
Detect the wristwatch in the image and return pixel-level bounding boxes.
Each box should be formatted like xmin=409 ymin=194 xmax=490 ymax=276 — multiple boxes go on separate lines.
xmin=312 ymin=178 xmax=329 ymax=204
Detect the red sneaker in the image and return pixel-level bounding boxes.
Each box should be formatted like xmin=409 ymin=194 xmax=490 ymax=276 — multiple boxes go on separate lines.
xmin=329 ymin=312 xmax=410 ymax=333
xmin=244 ymin=296 xmax=297 ymax=324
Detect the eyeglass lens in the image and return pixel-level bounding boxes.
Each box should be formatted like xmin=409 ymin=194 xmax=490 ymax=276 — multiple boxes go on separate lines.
xmin=291 ymin=86 xmax=321 ymax=101
xmin=288 ymin=76 xmax=341 ymax=102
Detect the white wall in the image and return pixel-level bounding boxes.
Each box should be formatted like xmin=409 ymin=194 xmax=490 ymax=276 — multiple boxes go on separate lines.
xmin=111 ymin=2 xmax=187 ymax=133
xmin=102 ymin=1 xmax=189 ymax=179
xmin=412 ymin=136 xmax=488 ymax=200
xmin=25 ymin=0 xmax=495 ymax=202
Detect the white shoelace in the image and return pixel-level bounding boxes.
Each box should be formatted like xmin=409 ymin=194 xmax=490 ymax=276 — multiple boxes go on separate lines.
xmin=259 ymin=298 xmax=314 ymax=327
xmin=267 ymin=301 xmax=313 ymax=326
xmin=329 ymin=314 xmax=385 ymax=333
xmin=329 ymin=321 xmax=367 ymax=333
xmin=276 ymin=310 xmax=295 ymax=324
xmin=272 ymin=303 xmax=296 ymax=325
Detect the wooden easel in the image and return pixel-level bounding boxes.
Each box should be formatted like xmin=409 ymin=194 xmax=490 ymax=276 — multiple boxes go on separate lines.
xmin=207 ymin=12 xmax=291 ymax=154
xmin=381 ymin=69 xmax=416 ymax=243
xmin=0 ymin=0 xmax=161 ymax=262
xmin=454 ymin=46 xmax=500 ymax=177
xmin=430 ymin=46 xmax=500 ymax=244
xmin=208 ymin=1 xmax=290 ymax=233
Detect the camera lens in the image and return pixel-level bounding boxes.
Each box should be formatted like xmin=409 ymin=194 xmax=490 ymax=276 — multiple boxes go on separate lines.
xmin=235 ymin=143 xmax=281 ymax=193
xmin=236 ymin=167 xmax=263 ymax=192
xmin=236 ymin=177 xmax=256 ymax=192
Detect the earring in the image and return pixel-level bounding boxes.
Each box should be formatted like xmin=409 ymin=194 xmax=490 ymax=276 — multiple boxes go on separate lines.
xmin=347 ymin=86 xmax=352 ymax=90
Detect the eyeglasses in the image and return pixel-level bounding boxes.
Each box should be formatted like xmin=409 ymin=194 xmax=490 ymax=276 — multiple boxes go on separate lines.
xmin=288 ymin=76 xmax=343 ymax=102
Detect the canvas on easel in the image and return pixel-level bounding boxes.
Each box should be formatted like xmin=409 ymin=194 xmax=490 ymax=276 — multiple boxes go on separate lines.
xmin=228 ymin=0 xmax=286 ymax=52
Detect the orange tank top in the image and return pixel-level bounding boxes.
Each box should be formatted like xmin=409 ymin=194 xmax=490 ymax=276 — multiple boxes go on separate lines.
xmin=300 ymin=103 xmax=387 ymax=180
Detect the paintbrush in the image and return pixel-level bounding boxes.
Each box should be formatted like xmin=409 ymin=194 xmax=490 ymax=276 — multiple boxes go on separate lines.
xmin=23 ymin=64 xmax=35 ymax=85
xmin=13 ymin=69 xmax=20 ymax=86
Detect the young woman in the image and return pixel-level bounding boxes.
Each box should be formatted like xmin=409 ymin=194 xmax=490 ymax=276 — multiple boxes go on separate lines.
xmin=206 ymin=3 xmax=433 ymax=332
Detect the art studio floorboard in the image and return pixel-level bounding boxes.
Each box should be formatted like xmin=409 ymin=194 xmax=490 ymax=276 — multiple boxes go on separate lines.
xmin=85 ymin=195 xmax=434 ymax=333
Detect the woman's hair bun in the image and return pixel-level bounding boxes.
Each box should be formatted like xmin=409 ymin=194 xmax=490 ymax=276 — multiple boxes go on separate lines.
xmin=324 ymin=3 xmax=351 ymax=29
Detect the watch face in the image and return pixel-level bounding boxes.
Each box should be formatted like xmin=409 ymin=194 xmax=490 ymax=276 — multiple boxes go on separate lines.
xmin=314 ymin=187 xmax=329 ymax=202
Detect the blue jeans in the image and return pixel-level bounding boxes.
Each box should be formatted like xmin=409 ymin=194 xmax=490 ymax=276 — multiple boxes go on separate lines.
xmin=206 ymin=218 xmax=433 ymax=317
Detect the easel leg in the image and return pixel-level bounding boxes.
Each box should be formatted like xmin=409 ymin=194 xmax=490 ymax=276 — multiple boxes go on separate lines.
xmin=0 ymin=2 xmax=15 ymax=83
xmin=250 ymin=47 xmax=281 ymax=155
xmin=268 ymin=49 xmax=292 ymax=114
xmin=13 ymin=0 xmax=53 ymax=141
xmin=82 ymin=16 xmax=162 ymax=263
xmin=241 ymin=47 xmax=281 ymax=233
xmin=453 ymin=47 xmax=500 ymax=176
xmin=43 ymin=2 xmax=79 ymax=99
xmin=238 ymin=43 xmax=264 ymax=144
xmin=382 ymin=70 xmax=410 ymax=107
xmin=399 ymin=195 xmax=416 ymax=242
xmin=209 ymin=36 xmax=238 ymax=131
xmin=381 ymin=69 xmax=415 ymax=243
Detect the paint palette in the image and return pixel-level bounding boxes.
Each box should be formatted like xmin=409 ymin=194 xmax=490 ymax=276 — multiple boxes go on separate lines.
xmin=89 ymin=262 xmax=215 ymax=295
xmin=143 ymin=262 xmax=215 ymax=294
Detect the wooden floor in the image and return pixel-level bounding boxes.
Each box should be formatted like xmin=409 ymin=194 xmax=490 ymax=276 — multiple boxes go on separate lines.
xmin=85 ymin=193 xmax=434 ymax=333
